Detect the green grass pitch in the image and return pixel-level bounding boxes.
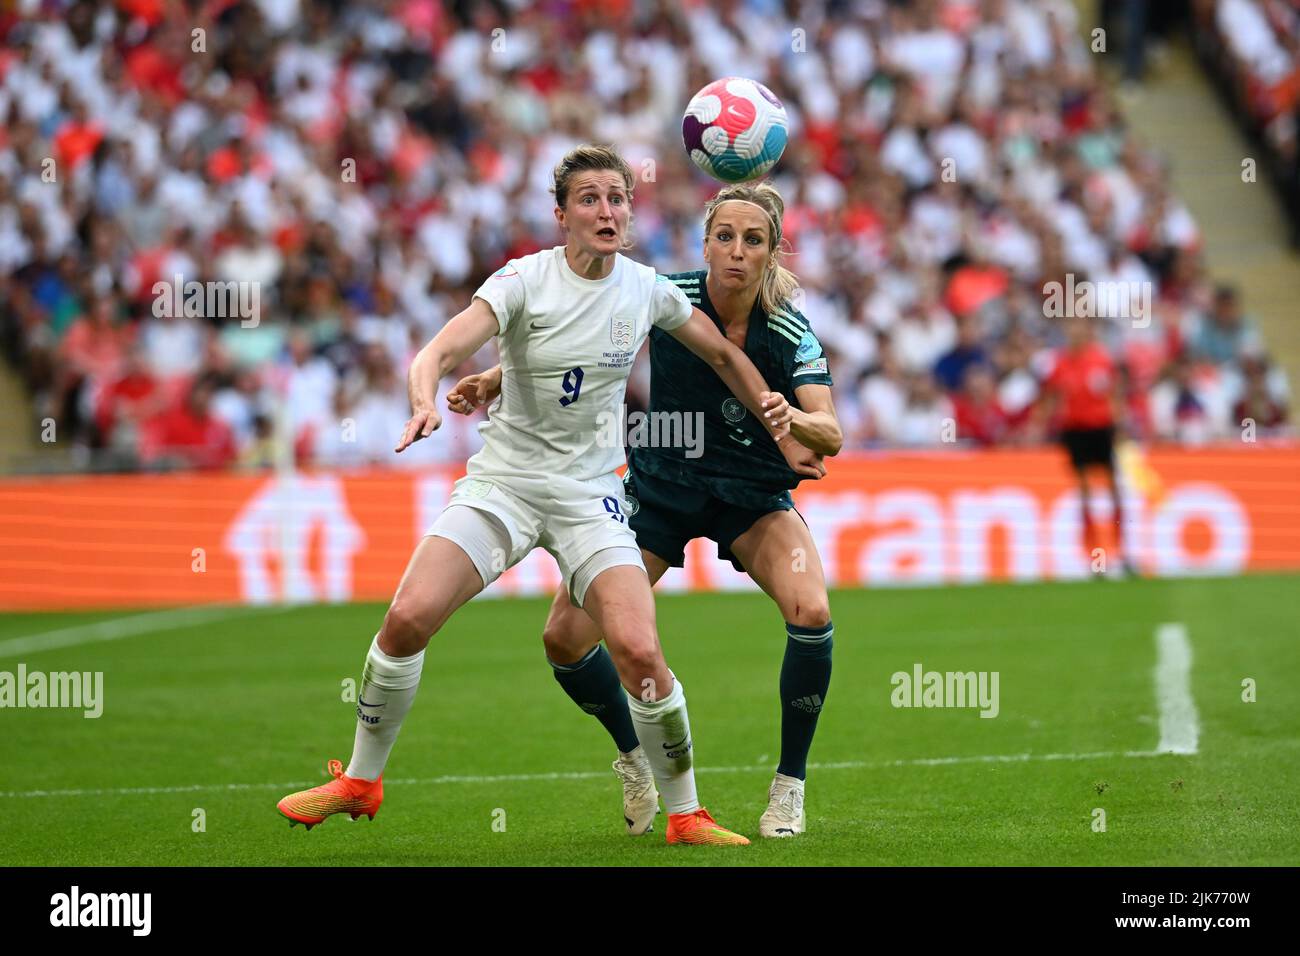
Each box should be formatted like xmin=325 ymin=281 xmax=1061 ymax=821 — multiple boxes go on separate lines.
xmin=1 ymin=573 xmax=1297 ymax=866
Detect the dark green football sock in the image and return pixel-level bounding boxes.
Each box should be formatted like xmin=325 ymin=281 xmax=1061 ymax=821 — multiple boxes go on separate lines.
xmin=777 ymin=621 xmax=833 ymax=780
xmin=549 ymin=644 xmax=640 ymax=754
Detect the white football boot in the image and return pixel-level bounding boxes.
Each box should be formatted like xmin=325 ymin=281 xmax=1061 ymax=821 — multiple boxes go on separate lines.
xmin=758 ymin=772 xmax=805 ymax=838
xmin=612 ymin=745 xmax=660 ymax=835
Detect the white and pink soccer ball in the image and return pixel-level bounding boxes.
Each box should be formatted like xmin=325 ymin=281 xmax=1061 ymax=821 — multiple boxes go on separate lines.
xmin=681 ymin=77 xmax=789 ymax=183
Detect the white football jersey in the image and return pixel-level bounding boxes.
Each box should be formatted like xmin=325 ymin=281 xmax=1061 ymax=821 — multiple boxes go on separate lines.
xmin=468 ymin=246 xmax=693 ymax=482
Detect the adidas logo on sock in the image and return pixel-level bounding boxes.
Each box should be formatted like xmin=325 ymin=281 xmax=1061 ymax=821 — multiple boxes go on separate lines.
xmin=580 ymin=702 xmax=607 ymax=715
xmin=790 ymin=694 xmax=823 ymax=714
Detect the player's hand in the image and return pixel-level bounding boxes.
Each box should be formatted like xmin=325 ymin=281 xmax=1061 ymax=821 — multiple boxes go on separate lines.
xmin=778 ymin=433 xmax=827 ymax=480
xmin=446 ymin=368 xmax=502 ymax=414
xmin=395 ymin=402 xmax=441 ymax=452
xmin=761 ymin=391 xmax=792 ymax=430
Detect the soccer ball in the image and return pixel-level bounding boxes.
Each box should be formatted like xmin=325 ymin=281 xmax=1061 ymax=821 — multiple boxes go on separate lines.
xmin=681 ymin=77 xmax=788 ymax=183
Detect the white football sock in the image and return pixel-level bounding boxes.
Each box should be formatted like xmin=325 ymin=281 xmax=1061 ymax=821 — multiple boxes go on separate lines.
xmin=346 ymin=635 xmax=424 ymax=781
xmin=625 ymin=675 xmax=700 ymax=815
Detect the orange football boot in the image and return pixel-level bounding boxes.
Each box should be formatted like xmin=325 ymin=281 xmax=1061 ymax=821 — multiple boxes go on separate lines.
xmin=665 ymin=807 xmax=750 ymax=846
xmin=277 ymin=759 xmax=383 ymax=829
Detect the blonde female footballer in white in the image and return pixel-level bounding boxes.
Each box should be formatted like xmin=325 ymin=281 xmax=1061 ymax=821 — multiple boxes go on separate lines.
xmin=275 ymin=145 xmax=819 ymax=845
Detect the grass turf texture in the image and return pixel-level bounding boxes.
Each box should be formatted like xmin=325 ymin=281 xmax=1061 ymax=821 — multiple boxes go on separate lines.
xmin=1 ymin=573 xmax=1297 ymax=866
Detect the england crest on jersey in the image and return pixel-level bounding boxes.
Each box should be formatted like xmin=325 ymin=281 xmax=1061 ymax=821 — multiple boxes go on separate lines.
xmin=610 ymin=314 xmax=634 ymax=351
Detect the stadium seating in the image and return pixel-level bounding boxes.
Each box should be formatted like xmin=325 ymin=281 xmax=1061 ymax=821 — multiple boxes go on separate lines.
xmin=0 ymin=0 xmax=1292 ymax=473
xmin=1192 ymin=0 xmax=1300 ymax=241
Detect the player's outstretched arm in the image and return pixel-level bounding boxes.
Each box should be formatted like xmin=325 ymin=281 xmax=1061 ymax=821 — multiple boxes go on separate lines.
xmin=668 ymin=308 xmax=824 ymax=479
xmin=667 ymin=307 xmax=792 ymax=430
xmin=789 ymin=384 xmax=843 ymax=456
xmin=396 ymin=298 xmax=499 ymax=452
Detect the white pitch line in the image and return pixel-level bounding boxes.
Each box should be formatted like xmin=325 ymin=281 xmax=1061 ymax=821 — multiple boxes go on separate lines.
xmin=0 ymin=749 xmax=1170 ymax=800
xmin=0 ymin=605 xmax=290 ymax=659
xmin=1154 ymin=622 xmax=1199 ymax=755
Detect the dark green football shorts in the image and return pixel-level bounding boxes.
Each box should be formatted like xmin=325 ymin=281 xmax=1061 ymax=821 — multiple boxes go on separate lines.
xmin=622 ymin=464 xmax=795 ymax=572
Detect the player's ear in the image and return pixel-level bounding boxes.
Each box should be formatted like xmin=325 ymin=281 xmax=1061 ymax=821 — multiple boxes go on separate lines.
xmin=553 ymin=205 xmax=565 ymax=232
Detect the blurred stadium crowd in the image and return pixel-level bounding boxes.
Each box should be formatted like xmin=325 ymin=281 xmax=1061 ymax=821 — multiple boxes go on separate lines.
xmin=1193 ymin=0 xmax=1300 ymax=240
xmin=0 ymin=0 xmax=1293 ymax=472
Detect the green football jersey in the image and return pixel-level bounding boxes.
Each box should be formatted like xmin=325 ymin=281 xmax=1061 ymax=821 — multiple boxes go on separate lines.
xmin=629 ymin=270 xmax=834 ymax=511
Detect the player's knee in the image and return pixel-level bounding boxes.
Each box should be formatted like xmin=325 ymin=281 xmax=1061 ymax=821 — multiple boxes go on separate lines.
xmin=380 ymin=599 xmax=434 ymax=656
xmin=541 ymin=610 xmax=592 ymax=665
xmin=605 ymin=624 xmax=662 ymax=677
xmin=787 ymin=593 xmax=831 ymax=630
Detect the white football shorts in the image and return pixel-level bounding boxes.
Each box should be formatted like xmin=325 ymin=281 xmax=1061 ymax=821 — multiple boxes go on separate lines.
xmin=426 ymin=471 xmax=644 ymax=608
